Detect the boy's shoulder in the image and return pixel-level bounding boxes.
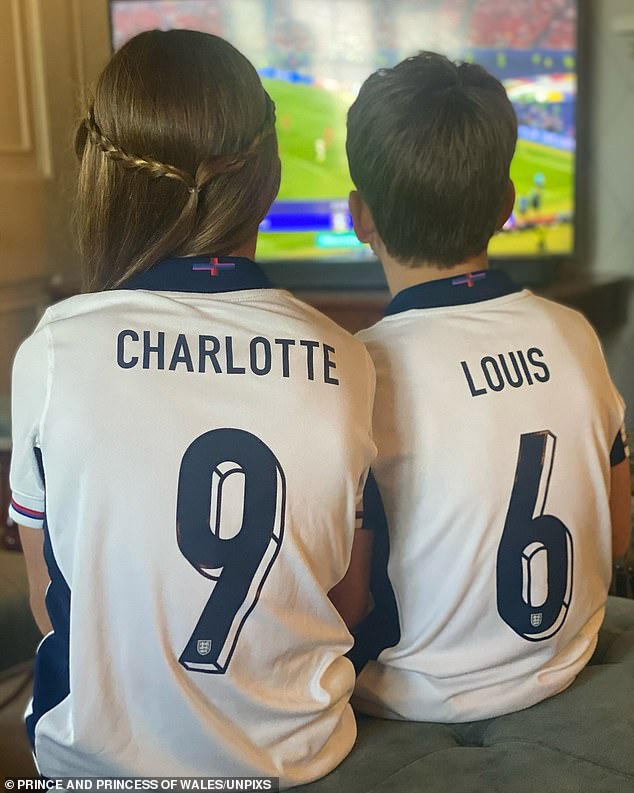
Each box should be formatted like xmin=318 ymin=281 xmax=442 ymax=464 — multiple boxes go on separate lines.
xmin=515 ymin=291 xmax=605 ymax=352
xmin=356 ymin=289 xmax=599 ymax=346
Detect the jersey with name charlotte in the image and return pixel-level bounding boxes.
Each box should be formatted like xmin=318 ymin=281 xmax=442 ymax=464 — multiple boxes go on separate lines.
xmin=354 ymin=270 xmax=627 ymax=723
xmin=9 ymin=256 xmax=376 ymax=783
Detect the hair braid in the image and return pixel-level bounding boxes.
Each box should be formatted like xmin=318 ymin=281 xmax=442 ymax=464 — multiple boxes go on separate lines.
xmin=75 ymin=31 xmax=282 ymax=292
xmin=84 ymin=109 xmax=197 ymax=191
xmin=82 ymin=93 xmax=276 ymax=197
xmin=193 ymin=94 xmax=277 ymax=190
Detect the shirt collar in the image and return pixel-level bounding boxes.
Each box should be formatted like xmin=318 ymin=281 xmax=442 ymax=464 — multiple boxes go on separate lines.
xmin=384 ymin=269 xmax=522 ymax=317
xmin=121 ymin=255 xmax=273 ymax=294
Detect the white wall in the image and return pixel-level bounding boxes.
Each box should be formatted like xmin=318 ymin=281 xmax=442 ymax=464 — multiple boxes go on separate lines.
xmin=587 ymin=0 xmax=634 ymax=423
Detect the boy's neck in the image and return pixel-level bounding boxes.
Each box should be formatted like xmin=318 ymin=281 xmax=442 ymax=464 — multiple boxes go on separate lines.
xmin=380 ymin=248 xmax=489 ymax=297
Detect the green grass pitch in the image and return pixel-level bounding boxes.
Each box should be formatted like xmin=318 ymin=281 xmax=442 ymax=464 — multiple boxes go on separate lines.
xmin=257 ymin=79 xmax=574 ymax=261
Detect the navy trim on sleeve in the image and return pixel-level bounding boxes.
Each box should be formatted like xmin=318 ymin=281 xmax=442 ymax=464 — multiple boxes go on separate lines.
xmin=26 ymin=515 xmax=71 ymax=749
xmin=348 ymin=471 xmax=401 ymax=674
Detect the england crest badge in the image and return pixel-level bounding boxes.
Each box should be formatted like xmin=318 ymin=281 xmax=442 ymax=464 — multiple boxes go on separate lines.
xmin=197 ymin=639 xmax=212 ymax=656
xmin=530 ymin=613 xmax=543 ymax=628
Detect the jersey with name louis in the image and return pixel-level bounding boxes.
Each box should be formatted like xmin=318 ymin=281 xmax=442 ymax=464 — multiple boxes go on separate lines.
xmin=461 ymin=347 xmax=550 ymax=396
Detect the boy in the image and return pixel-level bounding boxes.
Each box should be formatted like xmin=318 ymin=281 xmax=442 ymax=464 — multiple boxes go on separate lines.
xmin=344 ymin=52 xmax=631 ymax=722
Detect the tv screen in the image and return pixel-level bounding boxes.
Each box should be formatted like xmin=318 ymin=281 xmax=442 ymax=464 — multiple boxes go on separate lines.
xmin=110 ymin=0 xmax=577 ymax=266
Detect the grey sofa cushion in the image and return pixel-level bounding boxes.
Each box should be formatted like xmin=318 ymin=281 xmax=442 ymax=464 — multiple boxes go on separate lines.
xmin=296 ymin=597 xmax=634 ymax=793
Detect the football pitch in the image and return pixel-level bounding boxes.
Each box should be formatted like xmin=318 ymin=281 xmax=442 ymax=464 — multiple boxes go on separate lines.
xmin=257 ymin=79 xmax=574 ymax=260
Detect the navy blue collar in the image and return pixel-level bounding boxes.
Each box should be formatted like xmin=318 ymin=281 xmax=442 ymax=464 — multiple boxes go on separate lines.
xmin=121 ymin=256 xmax=273 ymax=294
xmin=385 ymin=269 xmax=522 ymax=316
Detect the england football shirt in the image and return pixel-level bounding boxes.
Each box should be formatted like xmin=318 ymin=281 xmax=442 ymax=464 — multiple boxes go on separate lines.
xmin=9 ymin=256 xmax=376 ymax=784
xmin=353 ymin=269 xmax=626 ymax=723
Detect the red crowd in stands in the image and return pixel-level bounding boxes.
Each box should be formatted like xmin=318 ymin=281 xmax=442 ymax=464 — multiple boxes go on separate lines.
xmin=112 ymin=0 xmax=576 ymax=54
xmin=466 ymin=0 xmax=575 ymax=49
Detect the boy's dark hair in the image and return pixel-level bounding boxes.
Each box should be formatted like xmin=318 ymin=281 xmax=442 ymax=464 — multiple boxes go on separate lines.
xmin=346 ymin=52 xmax=517 ymax=267
xmin=74 ymin=30 xmax=280 ymax=291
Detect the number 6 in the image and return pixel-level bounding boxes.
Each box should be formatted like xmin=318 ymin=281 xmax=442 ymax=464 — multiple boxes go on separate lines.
xmin=496 ymin=431 xmax=573 ymax=641
xmin=177 ymin=428 xmax=286 ymax=673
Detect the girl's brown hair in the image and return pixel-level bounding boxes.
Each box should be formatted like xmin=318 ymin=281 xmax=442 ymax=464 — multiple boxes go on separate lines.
xmin=74 ymin=29 xmax=280 ymax=291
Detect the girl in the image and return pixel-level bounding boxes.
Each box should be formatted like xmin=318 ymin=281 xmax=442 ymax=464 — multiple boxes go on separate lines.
xmin=10 ymin=30 xmax=374 ymax=785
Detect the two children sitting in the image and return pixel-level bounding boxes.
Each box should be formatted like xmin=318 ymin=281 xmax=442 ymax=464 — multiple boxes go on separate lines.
xmin=10 ymin=31 xmax=630 ymax=786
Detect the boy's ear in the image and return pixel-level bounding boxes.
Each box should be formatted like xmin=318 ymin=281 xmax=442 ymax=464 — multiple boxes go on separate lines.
xmin=349 ymin=190 xmax=377 ymax=245
xmin=496 ymin=180 xmax=516 ymax=230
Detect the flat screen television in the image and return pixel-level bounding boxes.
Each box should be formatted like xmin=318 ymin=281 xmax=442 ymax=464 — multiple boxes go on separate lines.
xmin=109 ymin=0 xmax=579 ymax=288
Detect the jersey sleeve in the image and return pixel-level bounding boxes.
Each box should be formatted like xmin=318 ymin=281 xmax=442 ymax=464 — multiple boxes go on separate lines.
xmin=9 ymin=325 xmax=51 ymax=529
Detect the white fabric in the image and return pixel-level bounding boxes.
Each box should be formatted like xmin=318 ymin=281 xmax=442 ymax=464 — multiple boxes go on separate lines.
xmin=11 ymin=286 xmax=375 ymax=784
xmin=355 ymin=289 xmax=625 ymax=722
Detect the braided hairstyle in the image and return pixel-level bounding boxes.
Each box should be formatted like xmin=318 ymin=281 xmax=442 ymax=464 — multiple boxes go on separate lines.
xmin=74 ymin=30 xmax=280 ymax=291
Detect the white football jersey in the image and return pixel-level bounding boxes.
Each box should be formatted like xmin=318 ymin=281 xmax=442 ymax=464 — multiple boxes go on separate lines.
xmin=9 ymin=256 xmax=376 ymax=784
xmin=353 ymin=269 xmax=626 ymax=723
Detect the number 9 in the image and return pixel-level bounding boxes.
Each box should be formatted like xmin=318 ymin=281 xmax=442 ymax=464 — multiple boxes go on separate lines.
xmin=177 ymin=428 xmax=286 ymax=673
